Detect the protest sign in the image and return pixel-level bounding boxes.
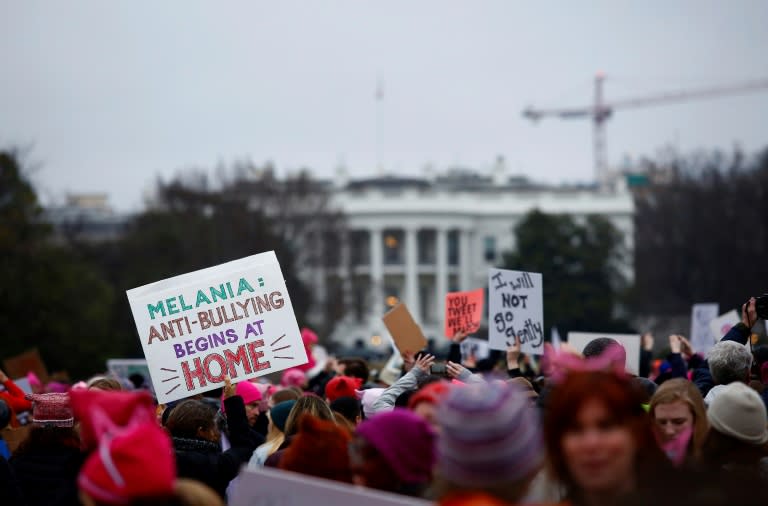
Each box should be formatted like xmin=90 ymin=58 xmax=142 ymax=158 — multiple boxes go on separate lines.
xmin=126 ymin=251 xmax=306 ymax=404
xmin=690 ymin=303 xmax=719 ymax=355
xmin=231 ymin=465 xmax=429 ymax=506
xmin=107 ymin=359 xmax=153 ymax=392
xmin=551 ymin=327 xmax=563 ymax=350
xmin=709 ymin=310 xmax=740 ymax=341
xmin=488 ymin=268 xmax=544 ymax=354
xmin=382 ymin=303 xmax=428 ymax=354
xmin=2 ymin=348 xmax=48 ymax=384
xmin=460 ymin=337 xmax=491 ymax=364
xmin=11 ymin=377 xmax=32 ymax=394
xmin=567 ymin=332 xmax=641 ymax=375
xmin=444 ymin=288 xmax=484 ymax=338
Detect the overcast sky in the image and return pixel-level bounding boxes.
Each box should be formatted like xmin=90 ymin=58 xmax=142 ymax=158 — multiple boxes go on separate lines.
xmin=2 ymin=1 xmax=767 ymax=211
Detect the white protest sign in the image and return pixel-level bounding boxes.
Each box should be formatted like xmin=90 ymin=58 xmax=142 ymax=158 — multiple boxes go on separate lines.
xmin=127 ymin=251 xmax=307 ymax=404
xmin=690 ymin=303 xmax=719 ymax=355
xmin=709 ymin=310 xmax=740 ymax=342
xmin=231 ymin=466 xmax=429 ymax=506
xmin=11 ymin=377 xmax=32 ymax=395
xmin=107 ymin=359 xmax=153 ymax=393
xmin=460 ymin=337 xmax=491 ymax=363
xmin=567 ymin=332 xmax=641 ymax=376
xmin=488 ymin=268 xmax=544 ymax=354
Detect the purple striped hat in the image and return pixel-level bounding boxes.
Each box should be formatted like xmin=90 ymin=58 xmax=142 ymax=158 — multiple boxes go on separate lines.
xmin=436 ymin=381 xmax=543 ymax=487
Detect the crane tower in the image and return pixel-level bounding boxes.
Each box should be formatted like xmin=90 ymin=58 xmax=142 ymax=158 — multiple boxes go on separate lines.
xmin=523 ymin=75 xmax=768 ymax=190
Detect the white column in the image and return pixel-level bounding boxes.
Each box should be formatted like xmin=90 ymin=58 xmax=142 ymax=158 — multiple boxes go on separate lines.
xmin=369 ymin=227 xmax=384 ymax=318
xmin=459 ymin=228 xmax=472 ymax=290
xmin=339 ymin=231 xmax=353 ymax=321
xmin=435 ymin=227 xmax=448 ymax=327
xmin=405 ymin=227 xmax=420 ymax=323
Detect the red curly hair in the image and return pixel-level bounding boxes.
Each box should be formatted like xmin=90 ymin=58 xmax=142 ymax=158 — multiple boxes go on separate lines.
xmin=543 ymin=370 xmax=666 ymax=496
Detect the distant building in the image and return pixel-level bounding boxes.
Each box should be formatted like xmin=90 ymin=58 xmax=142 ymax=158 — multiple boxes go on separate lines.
xmin=319 ymin=163 xmax=635 ymax=352
xmin=42 ymin=172 xmax=634 ymax=355
xmin=45 ymin=194 xmax=129 ymax=242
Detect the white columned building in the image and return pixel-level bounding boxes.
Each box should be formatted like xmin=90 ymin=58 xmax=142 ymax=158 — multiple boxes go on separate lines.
xmin=318 ymin=169 xmax=634 ymax=351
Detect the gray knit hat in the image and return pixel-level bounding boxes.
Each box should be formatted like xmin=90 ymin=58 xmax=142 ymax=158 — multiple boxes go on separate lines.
xmin=707 ymin=382 xmax=768 ymax=445
xmin=436 ymin=381 xmax=544 ymax=487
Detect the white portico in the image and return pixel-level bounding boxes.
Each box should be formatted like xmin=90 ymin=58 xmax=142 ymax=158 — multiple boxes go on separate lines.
xmin=323 ymin=170 xmax=635 ymax=351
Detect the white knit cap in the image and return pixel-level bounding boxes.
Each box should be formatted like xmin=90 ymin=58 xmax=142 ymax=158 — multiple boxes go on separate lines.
xmin=707 ymin=382 xmax=768 ymax=445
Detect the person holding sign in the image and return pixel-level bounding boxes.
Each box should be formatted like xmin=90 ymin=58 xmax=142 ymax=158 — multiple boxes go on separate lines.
xmin=164 ymin=376 xmax=257 ymax=500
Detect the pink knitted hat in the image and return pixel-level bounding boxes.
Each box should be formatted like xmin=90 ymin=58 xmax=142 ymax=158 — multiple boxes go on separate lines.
xmin=355 ymin=409 xmax=436 ymax=484
xmin=27 ymin=393 xmax=73 ymax=428
xmin=221 ymin=381 xmax=262 ymax=413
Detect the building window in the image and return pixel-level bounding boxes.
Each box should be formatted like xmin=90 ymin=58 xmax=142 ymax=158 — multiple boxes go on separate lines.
xmin=352 ymin=276 xmax=370 ymax=323
xmin=350 ymin=230 xmax=370 ymax=266
xmin=484 ymin=236 xmax=496 ymax=262
xmin=418 ymin=230 xmax=436 ymax=265
xmin=419 ymin=275 xmax=435 ymax=323
xmin=448 ymin=274 xmax=459 ymax=293
xmin=383 ymin=275 xmax=404 ymax=313
xmin=447 ymin=230 xmax=460 ymax=266
xmin=383 ymin=229 xmax=404 ymax=265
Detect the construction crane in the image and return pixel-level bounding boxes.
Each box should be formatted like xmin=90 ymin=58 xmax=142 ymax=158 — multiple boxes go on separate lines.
xmin=523 ymin=74 xmax=768 ymax=189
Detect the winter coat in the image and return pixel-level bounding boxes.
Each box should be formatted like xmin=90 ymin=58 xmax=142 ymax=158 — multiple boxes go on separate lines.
xmin=693 ymin=322 xmax=768 ymax=409
xmin=10 ymin=445 xmax=83 ymax=506
xmin=172 ymin=395 xmax=257 ymax=499
xmin=371 ymin=367 xmax=429 ymax=414
xmin=0 ymin=456 xmax=23 ymax=506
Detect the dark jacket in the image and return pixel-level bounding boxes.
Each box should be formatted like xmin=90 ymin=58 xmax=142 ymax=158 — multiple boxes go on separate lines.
xmin=0 ymin=456 xmax=23 ymax=506
xmin=10 ymin=445 xmax=83 ymax=506
xmin=172 ymin=395 xmax=257 ymax=499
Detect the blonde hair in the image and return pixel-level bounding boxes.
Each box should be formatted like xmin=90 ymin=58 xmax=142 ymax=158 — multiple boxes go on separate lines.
xmin=259 ymin=410 xmax=286 ymax=457
xmin=86 ymin=375 xmax=123 ymax=391
xmin=649 ymin=378 xmax=709 ymax=459
xmin=283 ymin=396 xmax=335 ymax=436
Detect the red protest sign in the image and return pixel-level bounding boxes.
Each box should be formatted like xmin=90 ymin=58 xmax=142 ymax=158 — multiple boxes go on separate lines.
xmin=444 ymin=288 xmax=484 ymax=338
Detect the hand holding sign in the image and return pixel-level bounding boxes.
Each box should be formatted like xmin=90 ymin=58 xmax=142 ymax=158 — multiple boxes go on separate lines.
xmin=222 ymin=375 xmax=236 ymax=399
xmin=444 ymin=289 xmax=484 ymax=338
xmin=506 ymin=335 xmax=521 ymax=369
xmin=414 ymin=354 xmax=435 ymax=374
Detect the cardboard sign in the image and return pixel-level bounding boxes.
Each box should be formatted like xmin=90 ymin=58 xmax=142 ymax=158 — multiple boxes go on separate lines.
xmin=382 ymin=303 xmax=427 ymax=354
xmin=488 ymin=269 xmax=544 ymax=354
xmin=690 ymin=303 xmax=720 ymax=355
xmin=444 ymin=288 xmax=484 ymax=338
xmin=567 ymin=332 xmax=641 ymax=376
xmin=1 ymin=426 xmax=31 ymax=455
xmin=2 ymin=348 xmax=48 ymax=384
xmin=709 ymin=310 xmax=740 ymax=342
xmin=460 ymin=337 xmax=491 ymax=363
xmin=126 ymin=251 xmax=307 ymax=404
xmin=231 ymin=466 xmax=429 ymax=506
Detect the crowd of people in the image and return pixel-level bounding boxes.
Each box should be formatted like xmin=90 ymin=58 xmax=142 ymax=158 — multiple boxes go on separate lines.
xmin=0 ymin=299 xmax=767 ymax=505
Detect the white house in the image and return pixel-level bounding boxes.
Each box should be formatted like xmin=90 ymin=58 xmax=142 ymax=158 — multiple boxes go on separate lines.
xmin=312 ymin=167 xmax=635 ymax=352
